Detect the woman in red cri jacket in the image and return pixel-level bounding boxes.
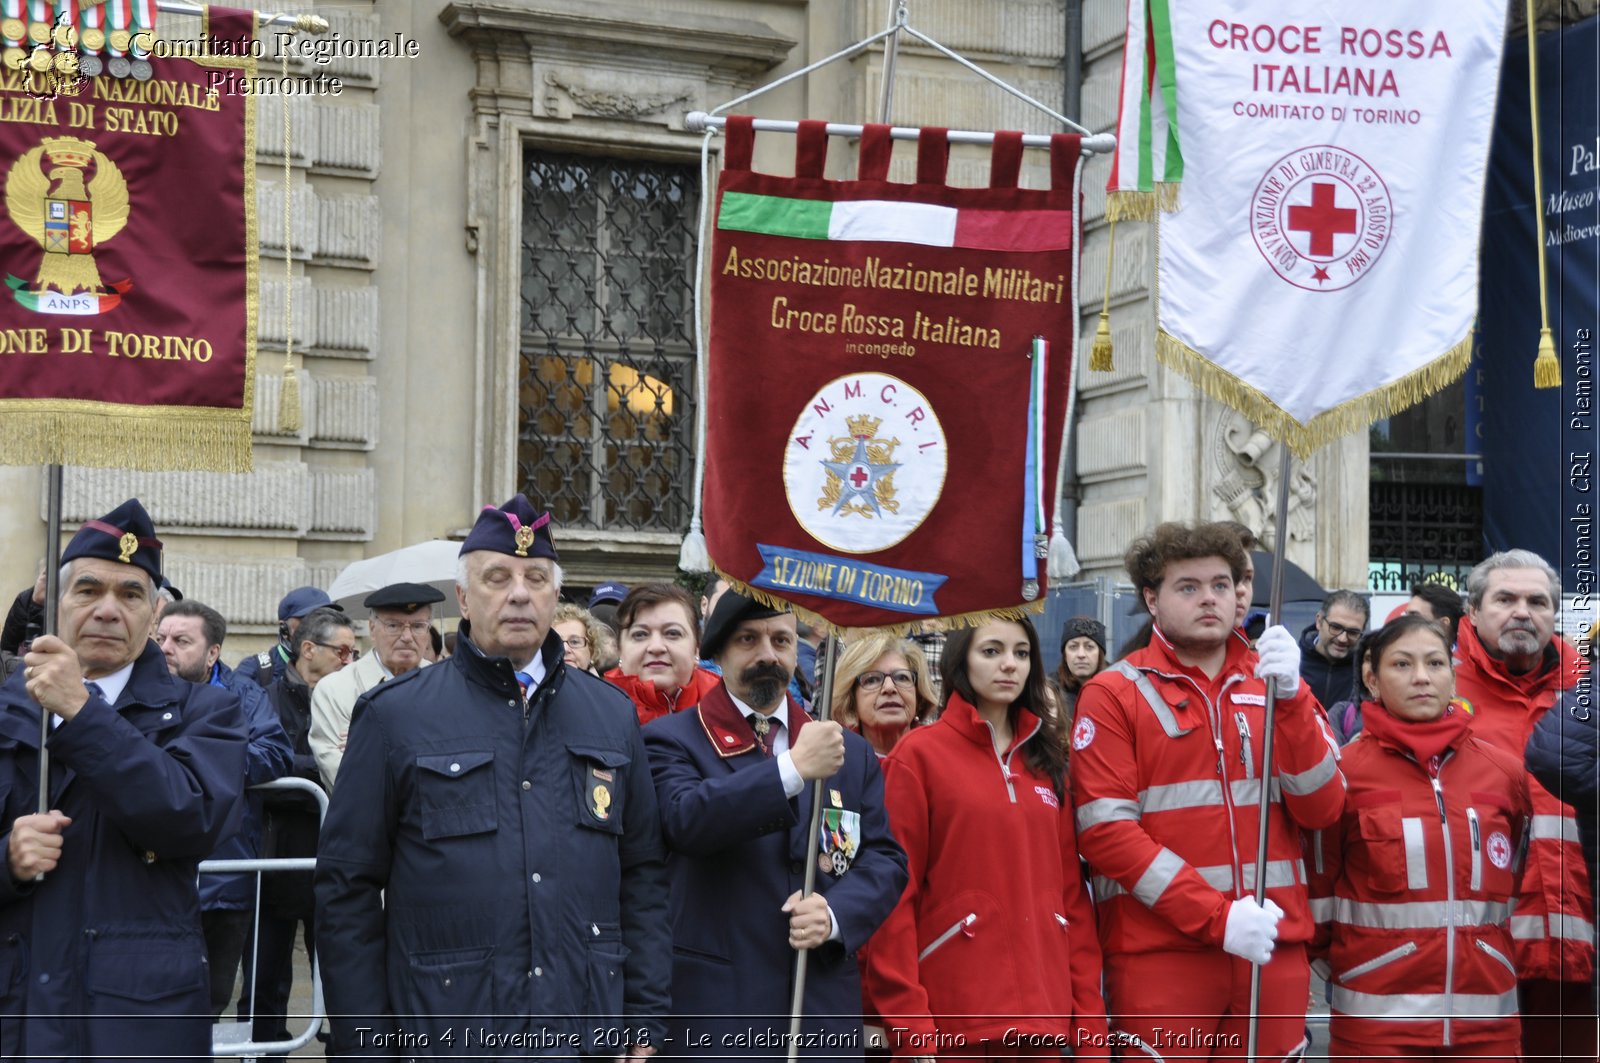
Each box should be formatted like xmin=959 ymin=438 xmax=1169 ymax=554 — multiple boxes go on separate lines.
xmin=1309 ymin=614 xmax=1531 ymax=1061
xmin=864 ymin=617 xmax=1109 ymax=1062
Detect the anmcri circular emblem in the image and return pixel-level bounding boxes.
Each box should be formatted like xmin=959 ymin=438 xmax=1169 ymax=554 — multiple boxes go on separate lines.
xmin=784 ymin=372 xmax=947 ymax=555
xmin=1487 ymin=830 xmax=1513 ymax=870
xmin=1249 ymin=145 xmax=1392 ymax=293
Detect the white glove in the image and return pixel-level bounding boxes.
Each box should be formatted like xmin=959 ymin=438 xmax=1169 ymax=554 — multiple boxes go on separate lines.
xmin=1222 ymin=896 xmax=1283 ymax=966
xmin=1253 ymin=625 xmax=1302 ymax=698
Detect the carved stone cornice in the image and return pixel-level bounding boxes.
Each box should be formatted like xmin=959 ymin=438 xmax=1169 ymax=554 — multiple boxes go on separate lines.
xmin=439 ymin=0 xmax=796 ymax=82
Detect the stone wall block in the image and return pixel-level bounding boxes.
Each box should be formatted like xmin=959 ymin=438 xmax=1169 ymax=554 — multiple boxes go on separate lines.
xmin=251 ymin=368 xmax=313 ymax=443
xmin=1077 ymin=311 xmax=1152 ymax=390
xmin=1081 ymin=221 xmax=1150 ymax=302
xmin=1081 ymin=55 xmax=1122 ymax=133
xmin=312 ymin=9 xmax=382 ymax=85
xmin=257 ymin=277 xmax=317 ymax=349
xmin=860 ymin=0 xmax=1067 ymax=61
xmin=55 ymin=462 xmax=308 ymax=535
xmin=311 ymin=376 xmax=380 ymax=448
xmin=257 ymin=181 xmax=319 ymax=258
xmin=162 ymin=556 xmax=317 ymax=628
xmin=1077 ymin=497 xmax=1148 ymax=563
xmin=315 ymin=102 xmax=381 ymax=175
xmin=308 ymin=466 xmax=376 ymax=537
xmin=314 ymin=286 xmax=380 ymax=356
xmin=253 ymin=95 xmax=316 ymax=166
xmin=1077 ymin=407 xmax=1147 ymax=478
xmin=315 ymin=195 xmax=381 ymax=267
xmin=1083 ymin=0 xmax=1129 ymax=56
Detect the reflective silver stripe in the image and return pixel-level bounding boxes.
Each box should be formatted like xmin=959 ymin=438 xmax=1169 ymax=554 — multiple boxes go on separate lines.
xmin=1229 ymin=778 xmax=1283 ymax=806
xmin=1338 ymin=940 xmax=1418 ymax=982
xmin=1240 ymin=859 xmax=1301 ymax=891
xmin=1333 ymin=897 xmax=1510 ymax=930
xmin=1531 ymin=814 xmax=1582 ymax=843
xmin=1132 ymin=847 xmax=1187 ymax=907
xmin=1312 ymin=829 xmax=1325 ymax=876
xmin=1310 ymin=896 xmax=1335 ymax=922
xmin=1140 ymin=779 xmax=1223 ymax=813
xmin=1468 ymin=808 xmax=1482 ymax=893
xmin=1076 ymin=797 xmax=1141 ymax=832
xmin=1509 ymin=915 xmax=1546 ymax=940
xmin=1402 ymin=817 xmax=1429 ymax=890
xmin=1195 ymin=863 xmax=1235 ymax=891
xmin=1550 ymin=913 xmax=1598 ymax=944
xmin=1280 ymin=750 xmax=1339 ymax=796
xmin=1329 ymin=986 xmax=1518 ymax=1020
xmin=1111 ymin=661 xmax=1193 ymax=738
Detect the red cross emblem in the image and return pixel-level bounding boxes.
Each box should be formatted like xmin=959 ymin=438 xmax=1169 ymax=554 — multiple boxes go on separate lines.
xmin=1287 ymin=182 xmax=1358 ymax=257
xmin=1249 ymin=145 xmax=1392 ymax=294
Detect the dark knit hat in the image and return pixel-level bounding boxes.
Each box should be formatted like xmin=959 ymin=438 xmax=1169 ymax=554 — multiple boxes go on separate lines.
xmin=460 ymin=494 xmax=557 ymax=561
xmin=1060 ymin=615 xmax=1107 ymax=655
xmin=699 ymin=590 xmax=785 ymax=661
xmin=60 ymin=498 xmax=162 ymax=584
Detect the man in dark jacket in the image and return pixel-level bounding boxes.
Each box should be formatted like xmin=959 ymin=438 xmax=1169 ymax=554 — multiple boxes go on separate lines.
xmin=315 ymin=494 xmax=672 ymax=1057
xmin=0 ymin=497 xmax=247 ymax=1059
xmin=235 ymin=585 xmax=339 ymax=688
xmin=643 ymin=591 xmax=908 ymax=1061
xmin=1296 ymin=588 xmax=1368 ymax=708
xmin=244 ymin=605 xmax=353 ymax=1048
xmin=157 ymin=598 xmax=294 ymax=1017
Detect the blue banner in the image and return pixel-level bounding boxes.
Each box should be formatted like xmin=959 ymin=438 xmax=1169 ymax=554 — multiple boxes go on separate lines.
xmin=1479 ymin=17 xmax=1599 ymax=594
xmin=750 ymin=543 xmax=947 ymax=617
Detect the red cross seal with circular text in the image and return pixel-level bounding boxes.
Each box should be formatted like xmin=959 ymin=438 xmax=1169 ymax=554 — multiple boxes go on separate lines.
xmin=1250 ymin=145 xmax=1392 ymax=293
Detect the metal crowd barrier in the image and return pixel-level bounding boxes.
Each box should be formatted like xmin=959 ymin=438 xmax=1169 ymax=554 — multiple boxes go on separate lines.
xmin=198 ymin=776 xmax=329 ymax=1058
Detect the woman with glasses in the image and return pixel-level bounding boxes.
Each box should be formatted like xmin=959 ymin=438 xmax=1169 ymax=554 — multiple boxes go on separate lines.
xmin=604 ymin=583 xmax=720 ymax=725
xmin=1308 ymin=614 xmax=1530 ymax=1061
xmin=552 ymin=602 xmax=612 ymax=675
xmin=829 ymin=633 xmax=937 ymax=759
xmin=864 ymin=617 xmax=1109 ymax=1061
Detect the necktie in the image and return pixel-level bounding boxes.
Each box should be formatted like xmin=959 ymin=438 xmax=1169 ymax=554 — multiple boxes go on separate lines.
xmin=751 ymin=713 xmax=775 ymax=757
xmin=84 ymin=681 xmax=105 ymax=703
xmin=514 ymin=671 xmax=535 ymax=701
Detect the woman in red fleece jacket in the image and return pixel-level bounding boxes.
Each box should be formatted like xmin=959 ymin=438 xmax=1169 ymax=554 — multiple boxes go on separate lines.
xmin=863 ymin=618 xmax=1110 ymax=1061
xmin=603 ymin=582 xmax=720 ymax=724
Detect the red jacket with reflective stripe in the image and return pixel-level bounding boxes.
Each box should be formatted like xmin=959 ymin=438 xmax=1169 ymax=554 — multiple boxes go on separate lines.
xmin=1308 ymin=717 xmax=1531 ymax=1048
xmin=862 ymin=695 xmax=1109 ymax=1058
xmin=1452 ymin=620 xmax=1594 ymax=984
xmin=1069 ymin=629 xmax=1345 ymax=957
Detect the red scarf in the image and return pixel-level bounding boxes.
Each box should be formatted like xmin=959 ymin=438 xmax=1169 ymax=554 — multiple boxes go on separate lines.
xmin=1360 ymin=698 xmax=1473 ymax=768
xmin=604 ymin=665 xmax=722 ymax=726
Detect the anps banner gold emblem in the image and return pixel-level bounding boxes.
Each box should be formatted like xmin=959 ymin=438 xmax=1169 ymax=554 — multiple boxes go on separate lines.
xmin=3 ymin=135 xmax=132 ymax=315
xmin=513 ymin=526 xmax=535 ymax=557
xmin=117 ymin=532 xmax=137 ymax=563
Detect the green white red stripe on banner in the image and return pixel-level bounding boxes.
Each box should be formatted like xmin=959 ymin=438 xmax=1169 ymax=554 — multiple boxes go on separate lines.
xmin=6 ymin=275 xmax=131 ymax=314
xmin=717 ymin=191 xmax=1073 ymax=252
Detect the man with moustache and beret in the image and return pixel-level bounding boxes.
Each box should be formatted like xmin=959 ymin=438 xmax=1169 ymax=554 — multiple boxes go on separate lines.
xmin=315 ymin=495 xmax=670 ymax=1058
xmin=643 ymin=590 xmax=907 ymax=1061
xmin=0 ymin=498 xmax=247 ymax=1059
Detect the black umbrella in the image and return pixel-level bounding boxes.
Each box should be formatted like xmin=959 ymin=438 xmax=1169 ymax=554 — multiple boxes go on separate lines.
xmin=1249 ymin=550 xmax=1326 ymax=606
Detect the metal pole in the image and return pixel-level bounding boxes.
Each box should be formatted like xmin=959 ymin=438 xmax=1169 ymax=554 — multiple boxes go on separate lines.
xmin=877 ymin=1 xmax=906 ymax=126
xmin=785 ymin=633 xmax=840 ymax=1063
xmin=684 ymin=113 xmax=1116 ymax=156
xmin=1245 ymin=445 xmax=1295 ymax=1062
xmin=36 ymin=464 xmax=62 ymax=814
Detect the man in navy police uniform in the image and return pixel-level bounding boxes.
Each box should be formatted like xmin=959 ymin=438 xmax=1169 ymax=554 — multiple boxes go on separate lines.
xmin=643 ymin=591 xmax=907 ymax=1061
xmin=315 ymin=494 xmax=671 ymax=1058
xmin=0 ymin=498 xmax=248 ymax=1060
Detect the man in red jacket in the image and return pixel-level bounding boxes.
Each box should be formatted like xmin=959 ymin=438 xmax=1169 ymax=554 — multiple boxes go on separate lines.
xmin=1452 ymin=549 xmax=1594 ymax=1061
xmin=1071 ymin=522 xmax=1345 ymax=1060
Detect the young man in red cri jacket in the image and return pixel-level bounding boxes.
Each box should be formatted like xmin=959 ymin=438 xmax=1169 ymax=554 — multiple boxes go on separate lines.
xmin=1071 ymin=521 xmax=1345 ymax=1060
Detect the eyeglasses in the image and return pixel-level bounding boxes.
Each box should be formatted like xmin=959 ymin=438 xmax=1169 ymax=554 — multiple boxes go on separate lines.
xmin=374 ymin=619 xmax=431 ymax=639
xmin=858 ymin=669 xmax=916 ymax=691
xmin=1321 ymin=618 xmax=1364 ymax=641
xmin=312 ymin=640 xmax=359 ymax=663
xmin=561 ymin=636 xmax=589 ymax=651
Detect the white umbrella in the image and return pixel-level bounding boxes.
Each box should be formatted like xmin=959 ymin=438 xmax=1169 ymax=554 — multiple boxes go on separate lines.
xmin=327 ymin=539 xmax=462 ymax=618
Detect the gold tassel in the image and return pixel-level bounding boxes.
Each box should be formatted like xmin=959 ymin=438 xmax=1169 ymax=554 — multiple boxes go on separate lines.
xmin=1091 ymin=216 xmax=1117 ymax=371
xmin=1525 ymin=0 xmax=1560 ymax=389
xmin=278 ymin=361 xmax=302 ymax=433
xmin=1533 ymin=327 xmax=1561 ymax=389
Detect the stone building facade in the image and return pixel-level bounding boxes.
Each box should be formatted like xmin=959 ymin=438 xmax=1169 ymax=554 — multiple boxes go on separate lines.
xmin=0 ymin=0 xmax=1370 ymax=659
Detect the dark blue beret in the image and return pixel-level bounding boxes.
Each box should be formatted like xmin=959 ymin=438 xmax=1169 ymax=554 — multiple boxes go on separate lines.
xmin=60 ymin=498 xmax=162 ymax=584
xmin=460 ymin=493 xmax=558 ymax=561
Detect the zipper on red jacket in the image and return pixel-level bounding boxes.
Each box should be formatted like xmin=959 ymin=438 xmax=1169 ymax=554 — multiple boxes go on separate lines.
xmin=982 ymin=715 xmax=1042 ymax=804
xmin=1428 ymin=755 xmax=1459 ymax=1046
xmin=1145 ymin=668 xmax=1249 ymax=894
xmin=1236 ymin=711 xmax=1254 ymax=779
xmin=918 ymin=912 xmax=977 ymax=961
xmin=1467 ymin=808 xmax=1482 ymax=892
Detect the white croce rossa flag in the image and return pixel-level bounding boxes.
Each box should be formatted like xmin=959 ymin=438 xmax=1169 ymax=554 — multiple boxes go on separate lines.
xmin=1156 ymin=2 xmax=1509 ymax=455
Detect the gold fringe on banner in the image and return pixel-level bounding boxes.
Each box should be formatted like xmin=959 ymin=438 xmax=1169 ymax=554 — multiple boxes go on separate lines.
xmin=0 ymin=406 xmax=253 ymax=472
xmin=1156 ymin=182 xmax=1181 ymax=213
xmin=714 ymin=570 xmax=1045 ymax=641
xmin=1154 ymin=329 xmax=1475 ymax=460
xmin=1105 ymin=191 xmax=1154 ymax=223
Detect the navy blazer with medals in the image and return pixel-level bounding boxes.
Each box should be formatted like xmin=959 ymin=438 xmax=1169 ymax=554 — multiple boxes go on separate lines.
xmin=643 ymin=682 xmax=907 ymax=1061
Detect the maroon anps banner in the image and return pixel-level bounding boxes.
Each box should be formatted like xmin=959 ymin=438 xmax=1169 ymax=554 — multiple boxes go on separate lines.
xmin=705 ymin=118 xmax=1083 ymax=628
xmin=0 ymin=6 xmax=257 ymax=471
